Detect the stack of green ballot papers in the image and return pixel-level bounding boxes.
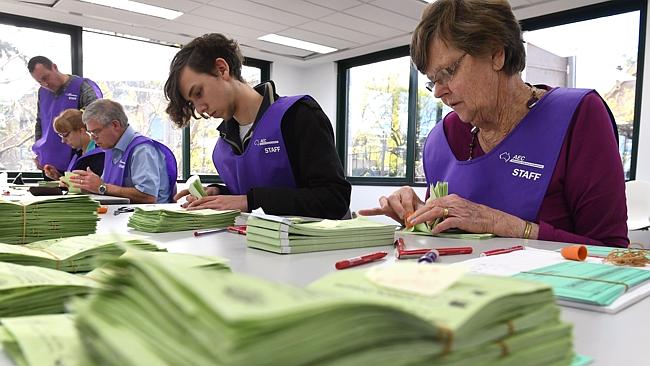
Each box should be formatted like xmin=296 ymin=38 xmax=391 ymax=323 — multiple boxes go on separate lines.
xmin=84 ymin=251 xmax=231 ymax=282
xmin=0 ymin=261 xmax=97 ymax=317
xmin=246 ymin=212 xmax=397 ymax=254
xmin=70 ymin=254 xmax=573 ymax=366
xmin=0 ymin=195 xmax=100 ymax=244
xmin=127 ymin=204 xmax=239 ymax=233
xmin=0 ymin=233 xmax=161 ymax=273
xmin=514 ymin=261 xmax=650 ymax=306
xmin=309 ymin=264 xmax=575 ymax=366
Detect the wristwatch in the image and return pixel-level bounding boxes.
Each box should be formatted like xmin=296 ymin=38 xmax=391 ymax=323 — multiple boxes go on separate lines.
xmin=98 ymin=183 xmax=107 ymax=195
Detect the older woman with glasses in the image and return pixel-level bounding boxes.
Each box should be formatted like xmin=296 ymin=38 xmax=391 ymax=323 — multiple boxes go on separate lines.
xmin=43 ymin=109 xmax=104 ymax=181
xmin=360 ymin=0 xmax=628 ymax=247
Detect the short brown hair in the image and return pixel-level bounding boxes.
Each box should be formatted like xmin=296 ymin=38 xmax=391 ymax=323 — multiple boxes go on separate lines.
xmin=53 ymin=109 xmax=84 ymax=134
xmin=164 ymin=33 xmax=245 ymax=128
xmin=411 ymin=0 xmax=525 ymax=76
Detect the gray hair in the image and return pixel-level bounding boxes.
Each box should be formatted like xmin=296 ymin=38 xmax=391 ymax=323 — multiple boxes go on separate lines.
xmin=82 ymin=99 xmax=129 ymax=127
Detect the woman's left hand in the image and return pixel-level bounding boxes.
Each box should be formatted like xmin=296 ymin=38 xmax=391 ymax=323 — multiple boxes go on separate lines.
xmin=408 ymin=193 xmax=526 ymax=237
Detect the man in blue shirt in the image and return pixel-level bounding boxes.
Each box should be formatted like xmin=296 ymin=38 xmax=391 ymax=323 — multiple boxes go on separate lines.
xmin=69 ymin=99 xmax=177 ymax=203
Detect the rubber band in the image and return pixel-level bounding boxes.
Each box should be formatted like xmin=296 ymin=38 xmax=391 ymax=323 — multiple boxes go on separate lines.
xmin=505 ymin=320 xmax=515 ymax=335
xmin=498 ymin=341 xmax=511 ymax=356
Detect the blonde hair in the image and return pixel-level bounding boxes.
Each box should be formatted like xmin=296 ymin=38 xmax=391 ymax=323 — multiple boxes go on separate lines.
xmin=53 ymin=109 xmax=85 ymax=134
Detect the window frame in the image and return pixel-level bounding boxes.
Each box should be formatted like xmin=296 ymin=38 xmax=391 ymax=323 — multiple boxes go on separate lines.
xmin=336 ymin=0 xmax=647 ymax=185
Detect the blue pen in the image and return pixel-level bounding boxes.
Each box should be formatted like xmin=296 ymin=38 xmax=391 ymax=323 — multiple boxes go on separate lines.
xmin=417 ymin=249 xmax=440 ymax=263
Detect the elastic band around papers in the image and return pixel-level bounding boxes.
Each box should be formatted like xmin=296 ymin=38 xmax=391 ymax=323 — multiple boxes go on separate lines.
xmin=520 ymin=271 xmax=630 ymax=292
xmin=498 ymin=340 xmax=511 ymax=356
xmin=506 ymin=320 xmax=515 ymax=335
xmin=39 ymin=248 xmax=62 ymax=270
xmin=21 ymin=205 xmax=26 ymax=244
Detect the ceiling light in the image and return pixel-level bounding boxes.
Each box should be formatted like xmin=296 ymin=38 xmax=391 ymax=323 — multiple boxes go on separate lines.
xmin=80 ymin=0 xmax=183 ymax=20
xmin=258 ymin=34 xmax=337 ymax=54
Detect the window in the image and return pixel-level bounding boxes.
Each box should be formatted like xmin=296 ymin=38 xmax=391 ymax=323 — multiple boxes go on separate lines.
xmin=521 ymin=4 xmax=644 ymax=180
xmin=0 ymin=19 xmax=74 ymax=172
xmin=338 ymin=0 xmax=646 ymax=184
xmin=83 ymin=31 xmax=183 ymax=178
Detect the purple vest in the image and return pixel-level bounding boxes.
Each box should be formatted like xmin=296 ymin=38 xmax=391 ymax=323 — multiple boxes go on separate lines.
xmin=423 ymin=88 xmax=591 ymax=222
xmin=103 ymin=135 xmax=178 ymax=201
xmin=212 ymin=95 xmax=303 ymax=195
xmin=32 ymin=77 xmax=102 ymax=171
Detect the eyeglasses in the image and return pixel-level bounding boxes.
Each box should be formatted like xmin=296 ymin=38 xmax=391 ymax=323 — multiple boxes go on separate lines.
xmin=86 ymin=126 xmax=106 ymax=138
xmin=425 ymin=52 xmax=468 ymax=91
xmin=57 ymin=131 xmax=71 ymax=139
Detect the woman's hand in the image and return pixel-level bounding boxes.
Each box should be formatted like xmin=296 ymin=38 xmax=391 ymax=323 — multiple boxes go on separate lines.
xmin=408 ymin=193 xmax=535 ymax=238
xmin=185 ymin=194 xmax=247 ymax=212
xmin=177 ymin=186 xmax=219 ymax=207
xmin=358 ymin=186 xmax=425 ymax=224
xmin=43 ymin=164 xmax=62 ymax=181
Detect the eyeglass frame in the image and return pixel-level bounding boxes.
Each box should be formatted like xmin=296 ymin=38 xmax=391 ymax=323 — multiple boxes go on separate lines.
xmin=425 ymin=52 xmax=468 ymax=92
xmin=56 ymin=131 xmax=72 ymax=139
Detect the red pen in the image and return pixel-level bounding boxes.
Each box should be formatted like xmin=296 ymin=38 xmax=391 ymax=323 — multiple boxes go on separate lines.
xmin=397 ymin=246 xmax=473 ymax=259
xmin=227 ymin=225 xmax=247 ymax=235
xmin=335 ymin=251 xmax=388 ymax=270
xmin=480 ymin=245 xmax=525 ymax=257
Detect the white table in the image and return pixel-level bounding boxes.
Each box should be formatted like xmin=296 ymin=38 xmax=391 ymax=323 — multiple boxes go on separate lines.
xmin=95 ymin=204 xmax=650 ymax=366
xmin=0 ymin=204 xmax=645 ymax=366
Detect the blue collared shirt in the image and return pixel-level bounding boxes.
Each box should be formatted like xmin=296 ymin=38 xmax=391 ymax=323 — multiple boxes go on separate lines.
xmin=107 ymin=126 xmax=171 ymax=202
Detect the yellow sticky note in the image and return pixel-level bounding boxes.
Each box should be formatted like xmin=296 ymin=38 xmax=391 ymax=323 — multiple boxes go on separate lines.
xmin=366 ymin=262 xmax=467 ymax=297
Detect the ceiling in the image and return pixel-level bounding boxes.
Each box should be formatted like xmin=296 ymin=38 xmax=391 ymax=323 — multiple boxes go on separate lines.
xmin=3 ymin=0 xmax=609 ymax=66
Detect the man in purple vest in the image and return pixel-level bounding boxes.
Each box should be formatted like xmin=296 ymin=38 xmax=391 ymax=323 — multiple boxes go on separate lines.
xmin=28 ymin=56 xmax=103 ymax=179
xmin=163 ymin=33 xmax=350 ymax=219
xmin=360 ymin=0 xmax=628 ymax=247
xmin=68 ymin=99 xmax=178 ymax=203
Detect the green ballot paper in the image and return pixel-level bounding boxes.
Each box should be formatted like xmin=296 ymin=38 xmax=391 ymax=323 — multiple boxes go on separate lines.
xmin=246 ymin=213 xmax=397 ymax=254
xmin=127 ymin=204 xmax=239 ymax=233
xmin=70 ymin=253 xmax=573 ymax=366
xmin=402 ymin=182 xmax=493 ymax=239
xmin=0 ymin=195 xmax=100 ymax=244
xmin=0 ymin=261 xmax=97 ymax=317
xmin=0 ymin=233 xmax=162 ymax=272
xmin=61 ymin=172 xmax=81 ymax=194
xmin=0 ymin=314 xmax=86 ymax=366
xmin=187 ymin=175 xmax=207 ymax=198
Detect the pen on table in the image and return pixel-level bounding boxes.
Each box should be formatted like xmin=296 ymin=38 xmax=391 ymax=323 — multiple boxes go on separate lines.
xmin=397 ymin=246 xmax=473 ymax=259
xmin=335 ymin=251 xmax=388 ymax=270
xmin=227 ymin=225 xmax=247 ymax=235
xmin=193 ymin=227 xmax=229 ymax=237
xmin=480 ymin=245 xmax=525 ymax=257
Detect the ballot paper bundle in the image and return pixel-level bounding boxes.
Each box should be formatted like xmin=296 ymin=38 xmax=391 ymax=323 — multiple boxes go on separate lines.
xmin=72 ymin=254 xmax=573 ymax=366
xmin=127 ymin=205 xmax=239 ymax=233
xmin=0 ymin=233 xmax=162 ymax=273
xmin=245 ymin=213 xmax=397 ymax=254
xmin=0 ymin=261 xmax=97 ymax=318
xmin=309 ymin=264 xmax=575 ymax=366
xmin=0 ymin=196 xmax=100 ymax=244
